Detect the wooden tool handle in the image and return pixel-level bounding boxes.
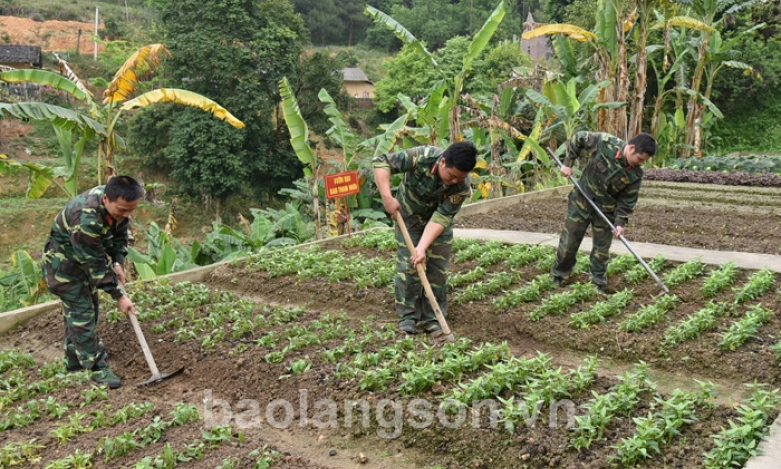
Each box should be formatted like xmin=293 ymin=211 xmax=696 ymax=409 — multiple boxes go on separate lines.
xmin=128 ymin=312 xmax=161 ymax=376
xmin=394 ymin=212 xmax=452 ymax=335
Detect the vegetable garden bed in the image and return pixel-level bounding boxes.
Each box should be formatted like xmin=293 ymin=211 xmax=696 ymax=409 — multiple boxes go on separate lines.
xmin=3 ymin=229 xmax=778 ymax=469
xmin=455 ymin=181 xmax=781 ymax=255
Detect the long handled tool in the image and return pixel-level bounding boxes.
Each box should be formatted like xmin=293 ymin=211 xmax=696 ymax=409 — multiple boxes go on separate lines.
xmin=546 ymin=147 xmax=669 ymax=294
xmin=128 ymin=312 xmax=184 ymax=386
xmin=394 ymin=212 xmax=456 ymax=341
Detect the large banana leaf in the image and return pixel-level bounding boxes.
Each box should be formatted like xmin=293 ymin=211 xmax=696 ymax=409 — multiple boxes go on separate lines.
xmin=278 ymin=78 xmax=315 ymax=175
xmin=0 ymin=102 xmax=106 ymax=135
xmin=578 ymin=80 xmax=612 ymax=108
xmin=0 ymin=155 xmax=57 ymax=199
xmin=652 ymin=16 xmax=716 ymax=33
xmin=104 ymin=44 xmax=171 ymax=104
xmin=499 ymin=87 xmax=515 ymax=118
xmin=517 ymin=109 xmax=547 ymax=164
xmin=318 ymin=88 xmax=357 ymax=166
xmin=10 ymin=250 xmax=45 ymax=306
xmin=464 ymin=0 xmax=507 ymax=72
xmin=522 ymin=24 xmax=597 ymax=43
xmin=552 ymin=37 xmax=579 ymax=79
xmin=0 ymin=70 xmax=92 ymax=102
xmin=684 ymin=89 xmax=723 ymax=118
xmin=155 ymin=244 xmax=177 ymax=276
xmin=597 ymin=0 xmax=617 ymax=54
xmin=359 ymin=113 xmax=410 ymax=157
xmin=121 ymin=89 xmax=245 ymax=129
xmin=365 ymin=6 xmax=439 ymax=70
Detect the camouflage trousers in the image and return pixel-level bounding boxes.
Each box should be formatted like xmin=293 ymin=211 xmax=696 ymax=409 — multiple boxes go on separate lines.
xmin=394 ymin=221 xmax=452 ymax=325
xmin=551 ymin=191 xmax=615 ymax=286
xmin=41 ymin=245 xmax=106 ymax=371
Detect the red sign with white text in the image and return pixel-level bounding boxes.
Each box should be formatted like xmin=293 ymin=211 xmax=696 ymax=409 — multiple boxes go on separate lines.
xmin=324 ymin=170 xmax=360 ymax=199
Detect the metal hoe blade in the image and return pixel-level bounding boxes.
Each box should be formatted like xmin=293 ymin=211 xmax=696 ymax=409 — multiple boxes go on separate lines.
xmin=135 ymin=367 xmax=184 ymax=387
xmin=129 ymin=312 xmax=183 ymax=387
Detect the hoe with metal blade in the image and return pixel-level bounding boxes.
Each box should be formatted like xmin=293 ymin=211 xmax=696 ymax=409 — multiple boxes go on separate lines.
xmin=129 ymin=312 xmax=183 ymax=386
xmin=546 ymin=147 xmax=670 ymax=294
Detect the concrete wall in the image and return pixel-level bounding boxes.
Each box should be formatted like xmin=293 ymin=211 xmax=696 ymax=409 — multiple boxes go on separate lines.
xmin=455 ymin=185 xmax=570 ymax=219
xmin=344 ymin=81 xmax=374 ymax=99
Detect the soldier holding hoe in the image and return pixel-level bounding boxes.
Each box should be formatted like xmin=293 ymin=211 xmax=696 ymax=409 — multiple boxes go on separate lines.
xmin=551 ymin=131 xmax=657 ymax=293
xmin=42 ymin=176 xmax=143 ymax=389
xmin=373 ymin=142 xmax=477 ymax=335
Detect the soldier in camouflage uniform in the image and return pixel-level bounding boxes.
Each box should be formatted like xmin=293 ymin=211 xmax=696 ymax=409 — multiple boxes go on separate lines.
xmin=41 ymin=176 xmax=143 ymax=389
xmin=373 ymin=142 xmax=477 ymax=334
xmin=551 ymin=132 xmax=657 ymax=293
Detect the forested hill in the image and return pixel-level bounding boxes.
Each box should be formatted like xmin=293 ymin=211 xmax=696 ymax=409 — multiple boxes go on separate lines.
xmin=291 ymin=0 xmax=551 ymax=49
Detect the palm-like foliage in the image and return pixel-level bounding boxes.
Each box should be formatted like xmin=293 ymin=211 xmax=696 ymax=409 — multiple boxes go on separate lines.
xmin=365 ymin=1 xmax=507 ymax=142
xmin=104 ymin=44 xmax=171 ymax=104
xmin=0 ymin=44 xmax=244 ymax=197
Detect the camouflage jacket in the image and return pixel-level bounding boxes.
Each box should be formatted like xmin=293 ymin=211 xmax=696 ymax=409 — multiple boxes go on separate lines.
xmin=563 ymin=131 xmax=643 ymax=227
xmin=372 ymin=146 xmax=471 ymax=229
xmin=44 ymin=186 xmax=129 ymax=299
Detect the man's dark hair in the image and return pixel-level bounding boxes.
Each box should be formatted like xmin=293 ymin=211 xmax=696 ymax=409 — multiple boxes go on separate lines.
xmin=443 ymin=141 xmax=478 ymax=173
xmin=628 ymin=133 xmax=657 ymax=156
xmin=105 ymin=176 xmax=144 ymax=202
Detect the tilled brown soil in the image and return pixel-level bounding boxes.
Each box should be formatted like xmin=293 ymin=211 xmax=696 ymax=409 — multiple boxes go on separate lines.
xmin=2 ymin=231 xmax=780 ymax=469
xmin=454 ymin=182 xmax=781 ymax=255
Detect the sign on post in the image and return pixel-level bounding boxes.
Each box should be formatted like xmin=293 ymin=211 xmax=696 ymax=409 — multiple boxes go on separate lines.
xmin=324 ymin=170 xmax=360 ymax=199
xmin=324 ymin=170 xmax=360 ymax=237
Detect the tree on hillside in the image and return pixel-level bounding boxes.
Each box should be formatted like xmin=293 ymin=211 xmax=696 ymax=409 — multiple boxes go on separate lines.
xmin=373 ymin=35 xmax=526 ymax=112
xmin=158 ymin=0 xmax=308 ymax=216
xmin=365 ymin=0 xmax=525 ymax=51
xmin=293 ymin=0 xmax=372 ymax=45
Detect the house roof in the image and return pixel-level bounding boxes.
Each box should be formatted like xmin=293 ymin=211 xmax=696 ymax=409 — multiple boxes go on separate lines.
xmin=341 ymin=68 xmax=372 ymax=84
xmin=0 ymin=45 xmax=42 ymax=67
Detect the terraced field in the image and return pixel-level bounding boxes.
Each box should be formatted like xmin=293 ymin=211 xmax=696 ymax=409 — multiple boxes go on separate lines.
xmin=3 ymin=228 xmax=779 ymax=469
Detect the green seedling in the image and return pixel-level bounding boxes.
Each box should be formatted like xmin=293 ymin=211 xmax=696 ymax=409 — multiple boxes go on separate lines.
xmin=530 ymin=282 xmax=597 ymax=321
xmin=620 ymin=294 xmax=679 ymax=332
xmin=43 ymin=449 xmax=92 ymax=469
xmin=606 ymin=253 xmax=638 ymax=276
xmin=81 ymin=385 xmax=109 ymax=406
xmin=493 ymin=274 xmax=556 ymax=309
xmin=660 ymin=301 xmax=729 ymax=351
xmin=505 ymin=244 xmax=552 ymax=269
xmin=719 ymin=304 xmax=772 ymax=351
xmin=663 ymin=259 xmax=705 ymax=288
xmin=570 ymin=289 xmax=634 ymax=328
xmin=702 ymin=262 xmax=738 ymax=297
xmin=704 ymin=384 xmax=781 ymax=468
xmin=734 ymin=268 xmax=776 ymax=303
xmin=626 ymin=254 xmax=666 ymax=284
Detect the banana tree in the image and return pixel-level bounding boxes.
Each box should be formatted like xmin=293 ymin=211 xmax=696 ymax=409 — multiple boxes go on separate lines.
xmin=318 ymin=88 xmax=358 ymax=170
xmin=279 ymin=76 xmax=322 ymax=239
xmin=0 ymin=251 xmax=48 ymax=308
xmin=1 ymin=45 xmax=244 ymax=196
xmin=0 ymin=70 xmax=107 ymax=198
xmin=365 ymin=1 xmax=507 ymax=142
xmin=62 ymin=45 xmax=244 ymax=178
xmin=671 ymin=0 xmax=762 ymax=156
xmin=526 ymin=78 xmax=622 ymax=140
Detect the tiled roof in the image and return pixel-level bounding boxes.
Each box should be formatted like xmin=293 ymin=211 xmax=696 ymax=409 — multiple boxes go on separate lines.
xmin=341 ymin=67 xmax=371 ymax=83
xmin=0 ymin=45 xmax=42 ymax=66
